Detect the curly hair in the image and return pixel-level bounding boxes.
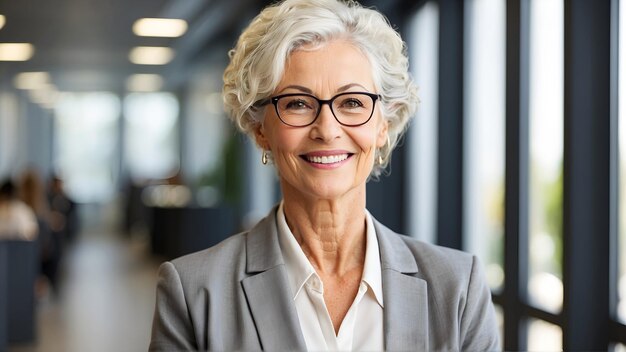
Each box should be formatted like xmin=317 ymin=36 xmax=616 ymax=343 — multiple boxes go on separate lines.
xmin=222 ymin=0 xmax=419 ymax=177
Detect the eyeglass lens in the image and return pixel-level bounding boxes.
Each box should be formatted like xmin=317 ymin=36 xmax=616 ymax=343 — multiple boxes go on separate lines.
xmin=275 ymin=93 xmax=375 ymax=127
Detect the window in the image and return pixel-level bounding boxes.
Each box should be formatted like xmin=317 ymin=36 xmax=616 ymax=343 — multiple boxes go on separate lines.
xmin=123 ymin=93 xmax=180 ymax=181
xmin=463 ymin=0 xmax=506 ymax=292
xmin=0 ymin=92 xmax=19 ymax=177
xmin=54 ymin=92 xmax=121 ymax=202
xmin=527 ymin=318 xmax=563 ymax=351
xmin=527 ymin=0 xmax=564 ymax=314
xmin=407 ymin=1 xmax=439 ymax=244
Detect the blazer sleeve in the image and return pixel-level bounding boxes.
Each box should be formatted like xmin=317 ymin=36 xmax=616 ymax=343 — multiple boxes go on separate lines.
xmin=149 ymin=262 xmax=197 ymax=351
xmin=459 ymin=256 xmax=501 ymax=351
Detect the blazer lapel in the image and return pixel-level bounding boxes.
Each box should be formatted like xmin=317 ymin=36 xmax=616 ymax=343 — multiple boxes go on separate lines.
xmin=375 ymin=220 xmax=429 ymax=351
xmin=241 ymin=208 xmax=307 ymax=350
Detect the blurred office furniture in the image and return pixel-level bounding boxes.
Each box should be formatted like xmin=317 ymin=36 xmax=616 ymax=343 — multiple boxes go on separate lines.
xmin=0 ymin=244 xmax=7 ymax=351
xmin=142 ymin=185 xmax=238 ymax=259
xmin=0 ymin=240 xmax=38 ymax=344
xmin=149 ymin=205 xmax=237 ymax=260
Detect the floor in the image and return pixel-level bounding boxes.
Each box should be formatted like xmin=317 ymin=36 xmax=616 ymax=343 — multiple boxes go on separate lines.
xmin=9 ymin=205 xmax=162 ymax=352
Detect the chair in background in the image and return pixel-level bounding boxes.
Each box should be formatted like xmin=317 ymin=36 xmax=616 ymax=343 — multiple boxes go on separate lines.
xmin=0 ymin=239 xmax=38 ymax=344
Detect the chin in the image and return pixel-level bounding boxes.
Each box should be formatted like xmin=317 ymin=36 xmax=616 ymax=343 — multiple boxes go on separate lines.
xmin=302 ymin=178 xmax=364 ymax=201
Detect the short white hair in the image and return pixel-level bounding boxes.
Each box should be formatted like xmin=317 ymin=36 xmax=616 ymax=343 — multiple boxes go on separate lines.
xmin=222 ymin=0 xmax=419 ymax=177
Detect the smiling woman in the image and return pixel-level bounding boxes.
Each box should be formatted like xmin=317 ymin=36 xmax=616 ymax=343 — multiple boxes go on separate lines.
xmin=253 ymin=41 xmax=388 ymax=202
xmin=149 ymin=0 xmax=500 ymax=351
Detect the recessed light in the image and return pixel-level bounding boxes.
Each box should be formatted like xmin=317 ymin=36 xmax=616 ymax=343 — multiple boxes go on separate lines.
xmin=129 ymin=46 xmax=175 ymax=65
xmin=0 ymin=15 xmax=6 ymax=30
xmin=126 ymin=74 xmax=164 ymax=92
xmin=0 ymin=43 xmax=35 ymax=61
xmin=14 ymin=72 xmax=50 ymax=90
xmin=133 ymin=18 xmax=187 ymax=38
xmin=28 ymin=87 xmax=59 ymax=106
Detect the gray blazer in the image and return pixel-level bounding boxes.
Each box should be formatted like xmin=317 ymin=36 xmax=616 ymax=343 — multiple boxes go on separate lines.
xmin=149 ymin=207 xmax=500 ymax=351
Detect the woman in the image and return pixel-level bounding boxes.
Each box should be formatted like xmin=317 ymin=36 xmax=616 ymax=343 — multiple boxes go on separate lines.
xmin=19 ymin=169 xmax=61 ymax=295
xmin=0 ymin=179 xmax=38 ymax=241
xmin=150 ymin=0 xmax=500 ymax=350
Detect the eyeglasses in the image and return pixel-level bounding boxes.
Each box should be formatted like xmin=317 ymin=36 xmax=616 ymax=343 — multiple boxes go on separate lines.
xmin=260 ymin=92 xmax=380 ymax=127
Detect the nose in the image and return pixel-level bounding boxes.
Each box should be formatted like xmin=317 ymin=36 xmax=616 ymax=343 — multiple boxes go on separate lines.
xmin=309 ymin=103 xmax=342 ymax=142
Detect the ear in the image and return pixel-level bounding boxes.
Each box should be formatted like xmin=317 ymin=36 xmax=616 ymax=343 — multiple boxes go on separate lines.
xmin=254 ymin=124 xmax=270 ymax=150
xmin=376 ymin=119 xmax=389 ymax=148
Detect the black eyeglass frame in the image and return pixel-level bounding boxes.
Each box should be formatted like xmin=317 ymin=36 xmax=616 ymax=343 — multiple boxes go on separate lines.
xmin=260 ymin=91 xmax=381 ymax=127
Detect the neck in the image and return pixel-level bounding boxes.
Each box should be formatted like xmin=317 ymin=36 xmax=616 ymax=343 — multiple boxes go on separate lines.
xmin=281 ymin=182 xmax=367 ymax=276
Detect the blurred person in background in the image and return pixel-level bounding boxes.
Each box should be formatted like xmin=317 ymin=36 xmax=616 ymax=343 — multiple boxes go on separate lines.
xmin=150 ymin=0 xmax=499 ymax=350
xmin=19 ymin=169 xmax=60 ymax=296
xmin=0 ymin=179 xmax=38 ymax=241
xmin=47 ymin=174 xmax=78 ymax=244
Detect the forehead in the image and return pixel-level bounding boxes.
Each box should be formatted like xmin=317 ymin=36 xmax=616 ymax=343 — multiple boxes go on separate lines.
xmin=279 ymin=40 xmax=375 ymax=91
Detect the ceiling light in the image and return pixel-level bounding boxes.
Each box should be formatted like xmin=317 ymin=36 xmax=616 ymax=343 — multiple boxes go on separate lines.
xmin=0 ymin=15 xmax=6 ymax=30
xmin=14 ymin=72 xmax=51 ymax=90
xmin=0 ymin=43 xmax=35 ymax=61
xmin=133 ymin=18 xmax=188 ymax=38
xmin=126 ymin=74 xmax=164 ymax=92
xmin=28 ymin=85 xmax=59 ymax=106
xmin=129 ymin=46 xmax=175 ymax=65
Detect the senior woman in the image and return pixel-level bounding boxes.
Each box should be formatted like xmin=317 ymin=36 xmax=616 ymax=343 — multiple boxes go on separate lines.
xmin=150 ymin=0 xmax=500 ymax=350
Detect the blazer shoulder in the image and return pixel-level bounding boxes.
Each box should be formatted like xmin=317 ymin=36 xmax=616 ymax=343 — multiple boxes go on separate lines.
xmin=168 ymin=230 xmax=249 ymax=282
xmin=404 ymin=235 xmax=473 ymax=266
xmin=391 ymin=232 xmax=475 ymax=284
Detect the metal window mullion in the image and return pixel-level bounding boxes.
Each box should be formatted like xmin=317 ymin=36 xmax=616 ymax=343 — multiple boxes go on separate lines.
xmin=609 ymin=320 xmax=626 ymax=343
xmin=562 ymin=0 xmax=612 ymax=350
xmin=609 ymin=0 xmax=620 ymax=331
xmin=504 ymin=0 xmax=530 ymax=350
xmin=436 ymin=0 xmax=464 ymax=250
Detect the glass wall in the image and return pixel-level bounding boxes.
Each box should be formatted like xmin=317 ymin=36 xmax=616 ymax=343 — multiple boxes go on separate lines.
xmin=123 ymin=92 xmax=180 ymax=182
xmin=463 ymin=0 xmax=506 ymax=292
xmin=527 ymin=0 xmax=564 ymax=314
xmin=0 ymin=92 xmax=19 ymax=178
xmin=54 ymin=92 xmax=121 ymax=203
xmin=407 ymin=1 xmax=439 ymax=244
xmin=527 ymin=318 xmax=563 ymax=351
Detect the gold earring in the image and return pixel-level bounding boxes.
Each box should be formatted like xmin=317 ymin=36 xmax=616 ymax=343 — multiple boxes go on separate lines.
xmin=262 ymin=150 xmax=268 ymax=165
xmin=378 ymin=136 xmax=390 ymax=165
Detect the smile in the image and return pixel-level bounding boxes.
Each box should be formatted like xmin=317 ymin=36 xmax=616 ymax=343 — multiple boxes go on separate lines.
xmin=302 ymin=153 xmax=352 ymax=164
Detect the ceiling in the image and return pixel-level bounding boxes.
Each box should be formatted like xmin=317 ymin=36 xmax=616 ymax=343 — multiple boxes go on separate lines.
xmin=0 ymin=0 xmax=265 ymax=92
xmin=0 ymin=0 xmax=409 ymax=94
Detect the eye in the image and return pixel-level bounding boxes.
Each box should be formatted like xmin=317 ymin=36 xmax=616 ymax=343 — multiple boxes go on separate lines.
xmin=285 ymin=99 xmax=310 ymax=109
xmin=280 ymin=97 xmax=315 ymax=111
xmin=338 ymin=97 xmax=365 ymax=109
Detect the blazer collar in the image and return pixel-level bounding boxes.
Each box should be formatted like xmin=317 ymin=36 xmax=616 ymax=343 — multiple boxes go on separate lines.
xmin=242 ymin=206 xmax=307 ymax=350
xmin=374 ymin=219 xmax=429 ymax=351
xmin=245 ymin=206 xmax=284 ymax=273
xmin=373 ymin=219 xmax=419 ymax=274
xmin=244 ymin=206 xmax=421 ymax=274
xmin=243 ymin=206 xmax=428 ymax=351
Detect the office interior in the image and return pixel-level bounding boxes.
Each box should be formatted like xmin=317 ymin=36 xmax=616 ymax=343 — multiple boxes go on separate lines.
xmin=0 ymin=0 xmax=624 ymax=350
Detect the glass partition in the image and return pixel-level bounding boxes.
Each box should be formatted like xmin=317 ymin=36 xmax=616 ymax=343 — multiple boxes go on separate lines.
xmin=463 ymin=0 xmax=506 ymax=291
xmin=527 ymin=0 xmax=564 ymax=314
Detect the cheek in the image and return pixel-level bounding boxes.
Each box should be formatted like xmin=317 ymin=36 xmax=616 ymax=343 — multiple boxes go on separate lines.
xmin=271 ymin=129 xmax=302 ymax=152
xmin=267 ymin=129 xmax=307 ymax=173
xmin=353 ymin=129 xmax=380 ymax=154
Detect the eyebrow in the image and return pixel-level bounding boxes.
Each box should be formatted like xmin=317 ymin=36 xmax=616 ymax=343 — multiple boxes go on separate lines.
xmin=337 ymin=83 xmax=368 ymax=92
xmin=275 ymin=83 xmax=370 ymax=95
xmin=276 ymin=85 xmax=313 ymax=94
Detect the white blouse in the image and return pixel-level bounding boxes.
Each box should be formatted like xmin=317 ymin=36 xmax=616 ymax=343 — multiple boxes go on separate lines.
xmin=276 ymin=202 xmax=384 ymax=351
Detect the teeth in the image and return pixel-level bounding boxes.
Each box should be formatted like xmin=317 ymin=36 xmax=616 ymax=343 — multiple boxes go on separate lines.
xmin=307 ymin=154 xmax=349 ymax=164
